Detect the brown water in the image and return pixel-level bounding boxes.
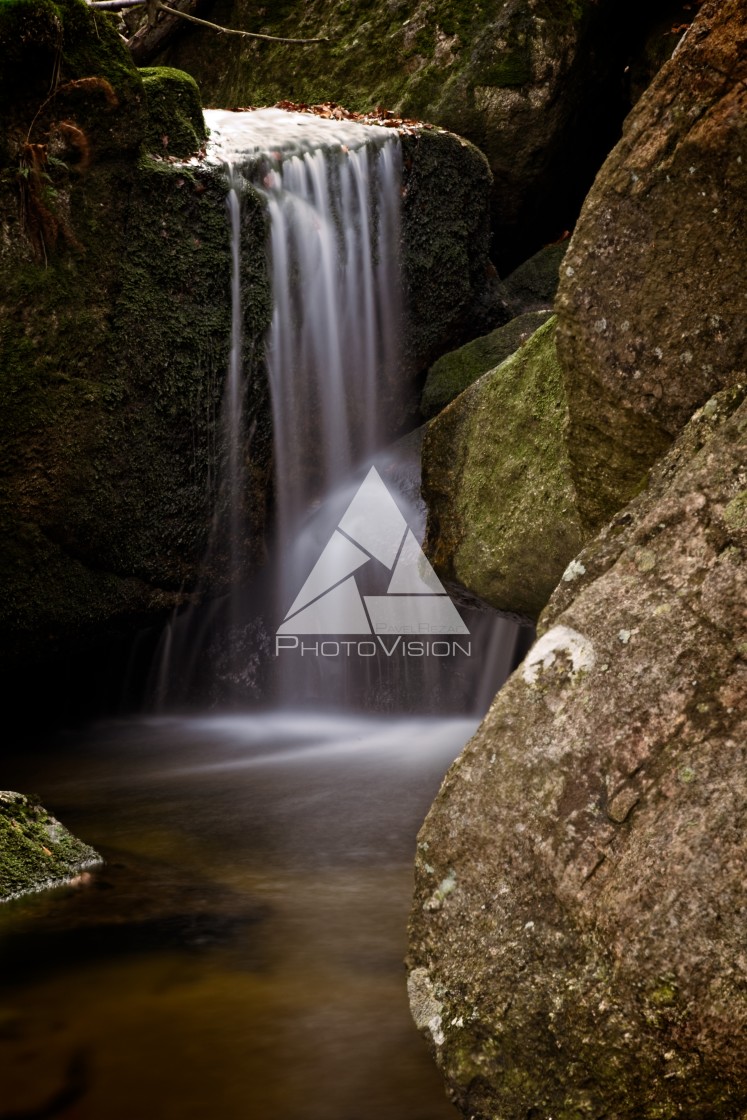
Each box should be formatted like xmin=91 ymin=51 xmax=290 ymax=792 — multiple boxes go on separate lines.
xmin=0 ymin=713 xmax=473 ymax=1120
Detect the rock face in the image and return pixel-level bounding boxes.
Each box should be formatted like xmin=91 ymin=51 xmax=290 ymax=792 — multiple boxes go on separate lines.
xmin=556 ymin=0 xmax=747 ymax=531
xmin=421 ymin=310 xmax=552 ymax=419
xmin=0 ymin=791 xmax=101 ymax=901
xmin=399 ymin=128 xmax=498 ymax=373
xmin=0 ymin=0 xmax=271 ymax=674
xmin=408 ymin=384 xmax=747 ymax=1119
xmin=159 ymin=0 xmax=667 ymax=268
xmin=422 ymin=318 xmax=584 ymax=620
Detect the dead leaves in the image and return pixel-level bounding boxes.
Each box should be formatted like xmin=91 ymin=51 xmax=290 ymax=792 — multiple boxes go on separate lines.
xmin=218 ymin=100 xmax=434 ymax=135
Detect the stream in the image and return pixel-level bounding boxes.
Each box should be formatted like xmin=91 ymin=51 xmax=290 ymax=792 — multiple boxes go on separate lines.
xmin=0 ymin=713 xmax=472 ymax=1119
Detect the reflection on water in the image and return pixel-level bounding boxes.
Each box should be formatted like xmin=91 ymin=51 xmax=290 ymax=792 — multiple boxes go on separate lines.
xmin=0 ymin=714 xmax=473 ymax=1120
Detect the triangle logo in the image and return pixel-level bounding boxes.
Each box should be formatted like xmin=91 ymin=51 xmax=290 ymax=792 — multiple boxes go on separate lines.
xmin=278 ymin=467 xmax=469 ymax=636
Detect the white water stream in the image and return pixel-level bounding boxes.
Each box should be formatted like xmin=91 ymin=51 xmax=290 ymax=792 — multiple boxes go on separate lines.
xmin=151 ymin=108 xmax=521 ymax=712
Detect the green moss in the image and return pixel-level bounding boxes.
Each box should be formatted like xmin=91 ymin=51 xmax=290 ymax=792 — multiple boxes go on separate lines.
xmin=141 ymin=65 xmax=207 ymax=157
xmin=422 ymin=316 xmax=585 ymax=619
xmin=476 ymin=51 xmax=532 ymax=88
xmin=0 ymin=791 xmax=100 ymax=901
xmin=421 ymin=309 xmax=553 ymax=418
xmin=0 ymin=136 xmax=271 ymax=667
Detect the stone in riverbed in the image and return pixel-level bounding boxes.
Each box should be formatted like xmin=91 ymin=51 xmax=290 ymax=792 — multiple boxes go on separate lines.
xmin=0 ymin=791 xmax=101 ymax=902
xmin=408 ymin=383 xmax=747 ymax=1120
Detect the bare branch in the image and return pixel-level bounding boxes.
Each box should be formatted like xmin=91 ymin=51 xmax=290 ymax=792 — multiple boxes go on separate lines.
xmin=153 ymin=2 xmax=330 ymax=44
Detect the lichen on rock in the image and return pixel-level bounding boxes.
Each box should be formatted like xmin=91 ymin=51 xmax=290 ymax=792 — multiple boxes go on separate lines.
xmin=408 ymin=382 xmax=747 ymax=1119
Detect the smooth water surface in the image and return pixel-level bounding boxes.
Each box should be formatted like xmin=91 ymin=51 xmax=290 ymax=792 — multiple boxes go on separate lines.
xmin=0 ymin=714 xmax=473 ymax=1119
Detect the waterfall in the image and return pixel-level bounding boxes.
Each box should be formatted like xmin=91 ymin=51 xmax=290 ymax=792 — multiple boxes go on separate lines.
xmin=150 ymin=108 xmax=520 ymax=713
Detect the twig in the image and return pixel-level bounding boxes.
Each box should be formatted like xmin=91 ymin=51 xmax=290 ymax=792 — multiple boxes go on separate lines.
xmin=153 ymin=2 xmax=330 ymax=43
xmin=88 ymin=1 xmax=146 ymax=9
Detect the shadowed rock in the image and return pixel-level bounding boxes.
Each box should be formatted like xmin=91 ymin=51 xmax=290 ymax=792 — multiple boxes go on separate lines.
xmin=556 ymin=0 xmax=747 ymax=530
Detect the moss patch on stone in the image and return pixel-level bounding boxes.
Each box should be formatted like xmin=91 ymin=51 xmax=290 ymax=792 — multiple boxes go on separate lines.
xmin=421 ymin=309 xmax=552 ymax=418
xmin=0 ymin=791 xmax=100 ymax=902
xmin=141 ymin=65 xmax=207 ymax=158
xmin=422 ymin=316 xmax=585 ymax=619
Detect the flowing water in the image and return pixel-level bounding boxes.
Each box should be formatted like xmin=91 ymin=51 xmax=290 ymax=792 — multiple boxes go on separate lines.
xmin=152 ymin=109 xmax=520 ymax=712
xmin=0 ymin=110 xmax=523 ymax=1118
xmin=0 ymin=715 xmax=470 ymax=1119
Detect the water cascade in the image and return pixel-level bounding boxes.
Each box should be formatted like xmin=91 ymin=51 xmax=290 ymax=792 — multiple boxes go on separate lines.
xmin=152 ymin=108 xmax=519 ymax=712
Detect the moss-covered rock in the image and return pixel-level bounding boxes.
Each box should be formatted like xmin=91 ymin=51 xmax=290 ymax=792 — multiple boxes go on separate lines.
xmin=0 ymin=791 xmax=101 ymax=901
xmin=0 ymin=7 xmax=273 ymax=672
xmin=421 ymin=309 xmax=552 ymax=419
xmin=556 ymin=0 xmax=747 ymax=531
xmin=422 ymin=316 xmax=584 ymax=620
xmin=502 ymin=241 xmax=567 ymax=314
xmin=158 ymin=0 xmax=678 ymax=268
xmin=399 ymin=127 xmax=500 ymax=371
xmin=408 ymin=383 xmax=747 ymax=1119
xmin=141 ymin=65 xmax=207 ymax=157
xmin=0 ymin=0 xmax=147 ymax=165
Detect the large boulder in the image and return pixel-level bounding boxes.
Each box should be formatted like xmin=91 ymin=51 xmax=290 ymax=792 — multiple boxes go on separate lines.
xmin=0 ymin=0 xmax=272 ymax=674
xmin=158 ymin=0 xmax=680 ymax=268
xmin=408 ymin=383 xmax=747 ymax=1119
xmin=556 ymin=0 xmax=747 ymax=531
xmin=421 ymin=317 xmax=584 ymax=620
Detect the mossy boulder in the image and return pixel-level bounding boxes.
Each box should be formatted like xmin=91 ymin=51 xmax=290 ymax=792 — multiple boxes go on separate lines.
xmin=0 ymin=0 xmax=209 ymax=169
xmin=556 ymin=0 xmax=747 ymax=531
xmin=158 ymin=0 xmax=675 ymax=268
xmin=502 ymin=241 xmax=567 ymax=314
xmin=0 ymin=0 xmax=147 ymax=162
xmin=0 ymin=9 xmax=273 ymax=673
xmin=399 ymin=127 xmax=499 ymax=371
xmin=421 ymin=309 xmax=552 ymax=419
xmin=0 ymin=791 xmax=101 ymax=901
xmin=408 ymin=383 xmax=747 ymax=1119
xmin=421 ymin=317 xmax=584 ymax=620
xmin=0 ymin=154 xmax=272 ymax=671
xmin=141 ymin=65 xmax=207 ymax=158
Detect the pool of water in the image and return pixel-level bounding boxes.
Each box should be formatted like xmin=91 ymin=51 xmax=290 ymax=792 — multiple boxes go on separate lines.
xmin=0 ymin=713 xmax=474 ymax=1120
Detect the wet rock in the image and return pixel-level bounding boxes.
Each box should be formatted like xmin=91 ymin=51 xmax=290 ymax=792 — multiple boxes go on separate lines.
xmin=422 ymin=317 xmax=584 ymax=620
xmin=420 ymin=309 xmax=552 ymax=419
xmin=556 ymin=0 xmax=747 ymax=530
xmin=408 ymin=383 xmax=747 ymax=1119
xmin=0 ymin=791 xmax=101 ymax=902
xmin=400 ymin=128 xmax=497 ymax=372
